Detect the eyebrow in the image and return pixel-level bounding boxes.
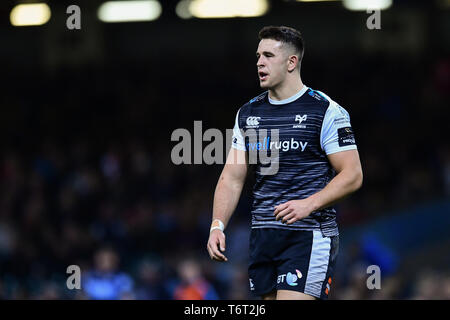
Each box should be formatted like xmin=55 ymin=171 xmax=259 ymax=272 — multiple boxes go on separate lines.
xmin=256 ymin=51 xmax=275 ymax=57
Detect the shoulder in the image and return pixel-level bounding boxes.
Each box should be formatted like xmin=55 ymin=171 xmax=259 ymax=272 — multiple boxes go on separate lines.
xmin=248 ymin=91 xmax=268 ymax=105
xmin=239 ymin=91 xmax=268 ymax=112
xmin=293 ymin=87 xmax=331 ymax=119
xmin=233 ymin=91 xmax=268 ymax=123
xmin=306 ymin=88 xmax=330 ymax=103
xmin=317 ymin=90 xmax=351 ymax=121
xmin=308 ymin=88 xmax=350 ymax=118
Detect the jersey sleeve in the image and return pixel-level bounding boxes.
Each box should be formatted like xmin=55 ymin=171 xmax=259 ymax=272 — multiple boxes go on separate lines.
xmin=320 ymin=102 xmax=357 ymax=155
xmin=231 ymin=108 xmax=246 ymax=151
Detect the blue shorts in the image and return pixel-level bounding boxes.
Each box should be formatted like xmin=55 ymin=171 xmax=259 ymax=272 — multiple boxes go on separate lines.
xmin=248 ymin=228 xmax=339 ymax=299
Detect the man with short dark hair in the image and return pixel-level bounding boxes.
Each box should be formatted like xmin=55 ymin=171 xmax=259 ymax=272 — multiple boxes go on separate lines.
xmin=206 ymin=26 xmax=363 ymax=300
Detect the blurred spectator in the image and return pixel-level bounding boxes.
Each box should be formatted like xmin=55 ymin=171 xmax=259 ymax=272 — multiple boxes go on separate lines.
xmin=82 ymin=247 xmax=134 ymax=300
xmin=171 ymin=258 xmax=219 ymax=300
xmin=410 ymin=270 xmax=450 ymax=300
xmin=134 ymin=258 xmax=167 ymax=300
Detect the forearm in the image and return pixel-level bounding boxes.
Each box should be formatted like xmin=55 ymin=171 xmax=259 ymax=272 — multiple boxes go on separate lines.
xmin=212 ymin=173 xmax=245 ymax=228
xmin=309 ymin=167 xmax=363 ymax=212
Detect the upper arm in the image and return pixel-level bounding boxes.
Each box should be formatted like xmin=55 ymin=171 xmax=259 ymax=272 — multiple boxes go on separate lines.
xmin=327 ymin=149 xmax=362 ymax=176
xmin=319 ymin=98 xmax=362 ymax=176
xmin=223 ymin=108 xmax=248 ymax=183
xmin=320 ymin=101 xmax=357 ymax=155
xmin=221 ymin=147 xmax=248 ymax=183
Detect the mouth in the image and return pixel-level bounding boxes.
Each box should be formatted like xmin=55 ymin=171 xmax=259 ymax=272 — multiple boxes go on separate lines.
xmin=258 ymin=71 xmax=269 ymax=81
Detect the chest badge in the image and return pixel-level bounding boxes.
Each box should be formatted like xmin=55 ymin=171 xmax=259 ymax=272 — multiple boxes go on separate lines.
xmin=246 ymin=116 xmax=261 ymax=128
xmin=293 ymin=114 xmax=307 ymax=129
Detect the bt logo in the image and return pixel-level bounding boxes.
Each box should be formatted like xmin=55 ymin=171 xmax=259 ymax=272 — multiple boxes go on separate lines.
xmin=277 ymin=269 xmax=303 ymax=286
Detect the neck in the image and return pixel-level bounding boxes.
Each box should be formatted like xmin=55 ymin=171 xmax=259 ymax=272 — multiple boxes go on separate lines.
xmin=268 ymin=75 xmax=304 ymax=101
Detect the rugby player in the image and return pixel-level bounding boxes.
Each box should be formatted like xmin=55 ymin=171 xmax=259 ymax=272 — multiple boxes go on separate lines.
xmin=206 ymin=26 xmax=363 ymax=300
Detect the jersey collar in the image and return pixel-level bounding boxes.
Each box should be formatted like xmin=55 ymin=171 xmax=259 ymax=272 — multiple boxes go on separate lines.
xmin=268 ymin=85 xmax=309 ymax=105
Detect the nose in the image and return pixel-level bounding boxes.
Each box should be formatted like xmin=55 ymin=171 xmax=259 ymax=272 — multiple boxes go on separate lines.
xmin=256 ymin=56 xmax=265 ymax=69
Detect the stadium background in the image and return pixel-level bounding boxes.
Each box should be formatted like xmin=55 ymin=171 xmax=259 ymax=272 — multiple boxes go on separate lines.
xmin=0 ymin=0 xmax=449 ymax=299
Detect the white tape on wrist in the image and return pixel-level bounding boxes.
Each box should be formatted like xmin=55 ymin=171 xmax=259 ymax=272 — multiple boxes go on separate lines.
xmin=210 ymin=219 xmax=224 ymax=233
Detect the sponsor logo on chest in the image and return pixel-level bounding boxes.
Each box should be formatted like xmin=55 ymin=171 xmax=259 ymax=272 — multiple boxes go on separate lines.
xmin=293 ymin=114 xmax=307 ymax=129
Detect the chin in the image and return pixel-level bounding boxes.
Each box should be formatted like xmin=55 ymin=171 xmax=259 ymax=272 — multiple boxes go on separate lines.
xmin=259 ymin=81 xmax=271 ymax=89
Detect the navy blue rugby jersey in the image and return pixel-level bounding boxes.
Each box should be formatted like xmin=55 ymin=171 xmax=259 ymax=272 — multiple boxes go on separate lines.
xmin=231 ymin=86 xmax=357 ymax=236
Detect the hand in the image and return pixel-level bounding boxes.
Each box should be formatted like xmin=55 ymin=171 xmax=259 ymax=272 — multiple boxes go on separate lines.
xmin=207 ymin=229 xmax=228 ymax=262
xmin=274 ymin=198 xmax=314 ymax=225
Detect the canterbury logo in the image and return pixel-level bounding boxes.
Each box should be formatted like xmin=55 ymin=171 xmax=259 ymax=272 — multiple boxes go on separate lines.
xmin=295 ymin=114 xmax=307 ymax=124
xmin=246 ymin=116 xmax=261 ymax=127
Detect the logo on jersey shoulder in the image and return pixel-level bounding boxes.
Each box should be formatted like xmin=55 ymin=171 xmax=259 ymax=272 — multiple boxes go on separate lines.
xmin=337 ymin=127 xmax=356 ymax=146
xmin=293 ymin=114 xmax=307 ymax=128
xmin=246 ymin=116 xmax=261 ymax=128
xmin=249 ymin=92 xmax=266 ymax=104
xmin=308 ymin=90 xmax=326 ymax=101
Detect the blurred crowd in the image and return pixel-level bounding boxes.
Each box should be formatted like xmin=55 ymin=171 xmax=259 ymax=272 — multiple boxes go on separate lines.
xmin=0 ymin=50 xmax=449 ymax=299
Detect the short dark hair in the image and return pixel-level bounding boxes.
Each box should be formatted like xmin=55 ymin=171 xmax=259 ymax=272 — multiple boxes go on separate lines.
xmin=258 ymin=26 xmax=304 ymax=62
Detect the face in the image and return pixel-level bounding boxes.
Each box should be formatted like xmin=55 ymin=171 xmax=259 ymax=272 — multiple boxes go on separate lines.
xmin=178 ymin=259 xmax=201 ymax=284
xmin=256 ymin=38 xmax=290 ymax=89
xmin=95 ymin=249 xmax=118 ymax=273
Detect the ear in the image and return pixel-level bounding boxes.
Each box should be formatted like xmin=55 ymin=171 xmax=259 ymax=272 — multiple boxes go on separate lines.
xmin=287 ymin=55 xmax=299 ymax=73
